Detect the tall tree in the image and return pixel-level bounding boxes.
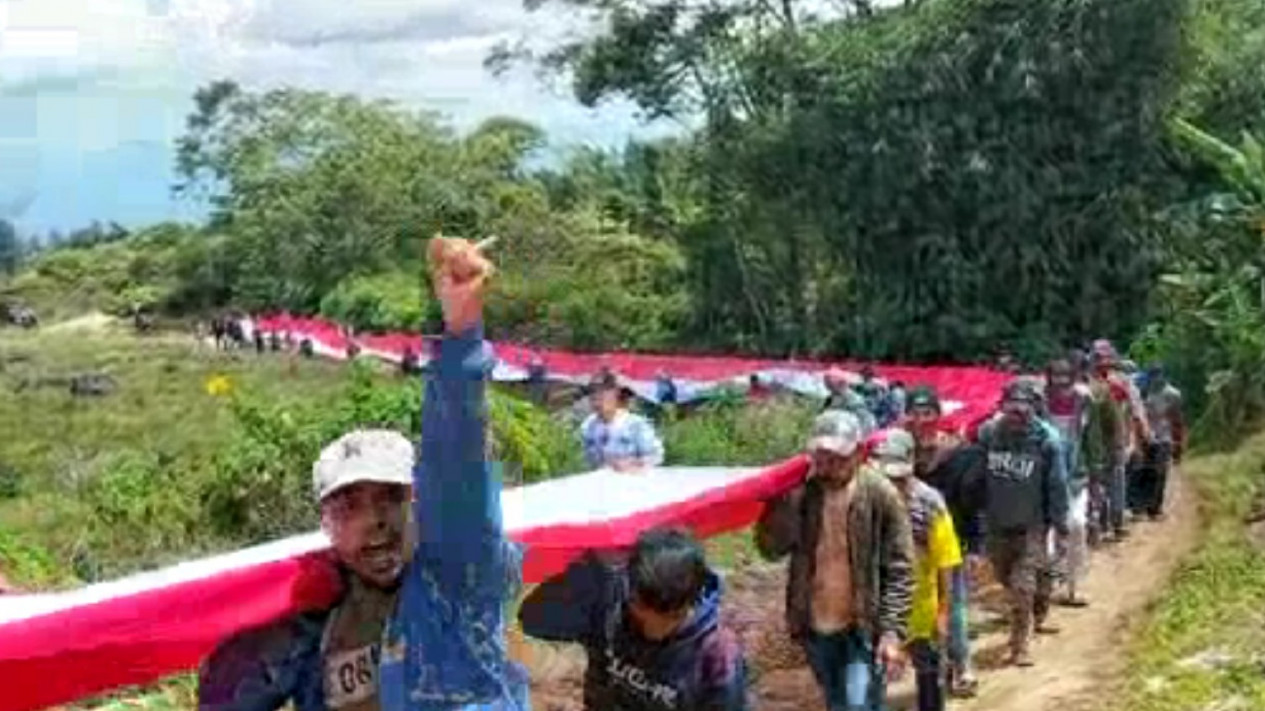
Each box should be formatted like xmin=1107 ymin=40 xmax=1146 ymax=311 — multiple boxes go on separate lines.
xmin=174 ymin=82 xmax=489 ymax=309
xmin=496 ymin=0 xmax=1191 ymax=360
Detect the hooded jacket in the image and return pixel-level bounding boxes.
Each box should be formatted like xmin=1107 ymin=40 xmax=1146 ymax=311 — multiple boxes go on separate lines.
xmin=197 ymin=325 xmax=529 ymax=711
xmin=518 ymin=552 xmax=746 ymax=711
xmin=976 ymin=416 xmax=1069 ymax=535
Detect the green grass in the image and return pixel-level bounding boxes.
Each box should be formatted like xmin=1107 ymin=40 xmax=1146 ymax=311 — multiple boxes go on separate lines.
xmin=0 ymin=323 xmax=367 ymax=584
xmin=1107 ymin=434 xmax=1265 ymax=711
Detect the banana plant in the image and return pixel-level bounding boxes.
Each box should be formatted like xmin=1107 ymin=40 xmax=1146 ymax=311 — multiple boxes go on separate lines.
xmin=1170 ymin=116 xmax=1265 ymax=211
xmin=1165 ymin=117 xmax=1265 ymax=439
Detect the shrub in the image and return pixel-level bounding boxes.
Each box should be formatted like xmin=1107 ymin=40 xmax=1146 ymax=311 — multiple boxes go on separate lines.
xmin=0 ymin=530 xmax=73 ymax=590
xmin=0 ymin=461 xmax=23 ymax=499
xmin=200 ymin=361 xmax=583 ymax=544
xmin=74 ymin=451 xmax=203 ymax=575
xmin=663 ymin=395 xmax=817 ymax=466
xmin=319 ymin=271 xmax=439 ymax=333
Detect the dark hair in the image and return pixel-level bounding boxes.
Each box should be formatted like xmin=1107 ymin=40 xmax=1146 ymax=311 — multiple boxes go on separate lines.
xmin=590 ymin=370 xmax=619 ymax=392
xmin=1046 ymin=355 xmax=1072 ymax=378
xmin=586 ymin=371 xmax=622 ymax=400
xmin=628 ymin=527 xmax=708 ymax=613
xmin=1067 ymin=348 xmax=1088 ymax=375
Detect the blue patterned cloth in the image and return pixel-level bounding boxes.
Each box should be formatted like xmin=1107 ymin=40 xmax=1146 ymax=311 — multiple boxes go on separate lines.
xmin=579 ymin=410 xmax=665 ymax=469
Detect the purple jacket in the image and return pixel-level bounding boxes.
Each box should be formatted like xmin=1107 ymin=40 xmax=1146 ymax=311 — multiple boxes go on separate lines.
xmin=518 ymin=552 xmax=746 ymax=711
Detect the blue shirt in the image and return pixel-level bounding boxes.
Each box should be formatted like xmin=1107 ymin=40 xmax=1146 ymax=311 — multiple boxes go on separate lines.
xmin=579 ymin=411 xmax=665 ymax=469
xmin=198 ymin=325 xmax=530 ymax=711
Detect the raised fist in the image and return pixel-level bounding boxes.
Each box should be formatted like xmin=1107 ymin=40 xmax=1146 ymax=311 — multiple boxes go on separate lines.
xmin=428 ymin=234 xmax=494 ymax=334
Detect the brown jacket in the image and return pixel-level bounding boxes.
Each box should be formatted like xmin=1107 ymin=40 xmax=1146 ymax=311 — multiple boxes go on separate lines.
xmin=755 ymin=467 xmax=914 ymax=642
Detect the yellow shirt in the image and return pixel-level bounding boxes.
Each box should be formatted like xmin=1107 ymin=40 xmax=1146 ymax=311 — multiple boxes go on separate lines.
xmin=908 ymin=506 xmax=962 ymax=641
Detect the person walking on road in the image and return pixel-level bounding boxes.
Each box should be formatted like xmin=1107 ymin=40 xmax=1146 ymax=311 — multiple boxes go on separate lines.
xmin=976 ymin=380 xmax=1070 ymax=667
xmin=518 ymin=527 xmax=748 ymax=711
xmin=1134 ymin=364 xmax=1185 ymax=520
xmin=1088 ymin=341 xmax=1136 ymax=542
xmin=198 ymin=236 xmax=530 ymax=711
xmin=905 ymin=386 xmax=981 ymax=698
xmin=755 ymin=410 xmax=915 ymax=711
xmin=875 ymin=428 xmax=961 ymax=711
xmin=1044 ymin=357 xmax=1093 ymax=608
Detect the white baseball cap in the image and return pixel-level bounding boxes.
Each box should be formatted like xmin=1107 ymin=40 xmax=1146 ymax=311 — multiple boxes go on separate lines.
xmin=313 ymin=429 xmax=415 ymax=502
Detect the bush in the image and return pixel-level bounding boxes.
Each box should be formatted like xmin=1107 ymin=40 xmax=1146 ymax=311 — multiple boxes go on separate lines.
xmin=200 ymin=361 xmax=583 ymax=544
xmin=0 ymin=461 xmax=23 ymax=499
xmin=484 ymin=215 xmax=691 ymax=350
xmin=489 ymin=392 xmax=586 ymax=484
xmin=1144 ymin=119 xmax=1265 ymax=445
xmin=0 ymin=530 xmax=73 ymax=590
xmin=663 ymin=395 xmax=817 ymax=466
xmin=319 ymin=270 xmax=438 ymax=333
xmin=74 ymin=451 xmax=203 ymax=576
xmin=5 ymin=231 xmax=186 ymax=318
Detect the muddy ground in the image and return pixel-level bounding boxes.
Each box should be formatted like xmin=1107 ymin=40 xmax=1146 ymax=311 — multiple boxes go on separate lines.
xmin=517 ymin=473 xmax=1198 ymax=711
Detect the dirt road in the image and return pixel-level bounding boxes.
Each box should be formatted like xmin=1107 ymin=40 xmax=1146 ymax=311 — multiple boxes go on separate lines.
xmin=948 ymin=472 xmax=1199 ymax=711
xmin=519 ymin=471 xmax=1199 ymax=711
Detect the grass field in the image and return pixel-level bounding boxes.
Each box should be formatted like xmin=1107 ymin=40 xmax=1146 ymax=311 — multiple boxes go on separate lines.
xmin=0 ymin=320 xmax=366 ymax=585
xmin=0 ymin=318 xmax=805 ymax=580
xmin=0 ymin=320 xmax=371 ymax=708
xmin=1105 ymin=434 xmax=1265 ymax=711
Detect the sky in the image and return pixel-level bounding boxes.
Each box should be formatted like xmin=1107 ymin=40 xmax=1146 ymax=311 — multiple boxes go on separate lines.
xmin=0 ymin=0 xmax=681 ymax=234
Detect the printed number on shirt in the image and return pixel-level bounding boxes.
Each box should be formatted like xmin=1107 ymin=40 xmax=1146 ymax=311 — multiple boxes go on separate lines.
xmin=325 ymin=644 xmax=380 ymax=709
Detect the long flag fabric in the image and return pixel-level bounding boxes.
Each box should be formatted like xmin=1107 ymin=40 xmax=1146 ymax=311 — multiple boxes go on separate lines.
xmin=0 ymin=461 xmax=809 ymax=711
xmin=255 ymin=314 xmax=1008 ymax=428
xmin=0 ymin=319 xmax=1011 ymax=711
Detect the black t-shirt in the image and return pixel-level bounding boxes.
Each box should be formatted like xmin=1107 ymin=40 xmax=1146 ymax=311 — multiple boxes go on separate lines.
xmin=921 ymin=443 xmax=988 ymax=549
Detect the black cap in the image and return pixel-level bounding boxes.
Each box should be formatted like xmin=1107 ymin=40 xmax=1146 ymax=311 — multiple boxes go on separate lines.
xmin=907 ymin=385 xmax=940 ymax=412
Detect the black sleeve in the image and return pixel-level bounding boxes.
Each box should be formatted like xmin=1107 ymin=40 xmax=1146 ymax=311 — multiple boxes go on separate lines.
xmin=949 ymin=445 xmax=989 ymax=551
xmin=198 ymin=614 xmax=321 ymax=711
xmin=518 ymin=550 xmax=617 ymax=644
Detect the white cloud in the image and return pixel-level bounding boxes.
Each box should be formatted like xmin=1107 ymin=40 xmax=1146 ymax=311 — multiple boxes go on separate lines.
xmin=0 ymin=0 xmax=642 ymax=136
xmin=0 ymin=0 xmax=670 ymax=228
xmin=1 ymin=0 xmax=174 ymax=80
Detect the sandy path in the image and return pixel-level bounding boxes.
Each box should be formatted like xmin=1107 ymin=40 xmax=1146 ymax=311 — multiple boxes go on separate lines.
xmin=518 ymin=470 xmax=1199 ymax=711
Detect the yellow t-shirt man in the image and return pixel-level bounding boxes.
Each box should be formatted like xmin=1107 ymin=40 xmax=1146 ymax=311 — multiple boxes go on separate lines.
xmin=906 ymin=482 xmax=963 ymax=641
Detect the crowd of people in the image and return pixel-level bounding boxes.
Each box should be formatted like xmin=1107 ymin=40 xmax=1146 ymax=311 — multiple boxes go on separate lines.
xmin=196 ymin=235 xmax=1185 ymax=711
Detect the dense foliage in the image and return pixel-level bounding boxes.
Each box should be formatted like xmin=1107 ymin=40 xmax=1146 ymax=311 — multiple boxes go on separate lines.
xmin=4 ymin=0 xmax=1265 ymax=431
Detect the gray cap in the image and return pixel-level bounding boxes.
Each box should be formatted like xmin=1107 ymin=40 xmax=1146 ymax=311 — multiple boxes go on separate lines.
xmin=806 ymin=410 xmax=864 ymax=457
xmin=312 ymin=429 xmax=414 ymax=501
xmin=872 ymin=428 xmax=915 ymax=478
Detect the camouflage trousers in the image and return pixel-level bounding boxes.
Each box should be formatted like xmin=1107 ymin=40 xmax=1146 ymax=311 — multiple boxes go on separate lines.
xmin=986 ymin=529 xmax=1053 ymax=656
